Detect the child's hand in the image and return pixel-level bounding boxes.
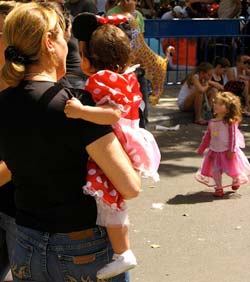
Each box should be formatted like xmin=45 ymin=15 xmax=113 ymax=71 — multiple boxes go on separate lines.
xmin=226 ymin=151 xmax=234 ymax=160
xmin=64 ymin=97 xmax=84 ymax=119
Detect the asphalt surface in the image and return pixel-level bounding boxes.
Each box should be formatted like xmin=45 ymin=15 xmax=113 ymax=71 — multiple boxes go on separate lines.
xmin=128 ymin=87 xmax=250 ymax=282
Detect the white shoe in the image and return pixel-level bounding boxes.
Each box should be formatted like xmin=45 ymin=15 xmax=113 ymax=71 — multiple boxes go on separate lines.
xmin=96 ymin=249 xmax=137 ymax=280
xmin=4 ymin=270 xmax=13 ymax=281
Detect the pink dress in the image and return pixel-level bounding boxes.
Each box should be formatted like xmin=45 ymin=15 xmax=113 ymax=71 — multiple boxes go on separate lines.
xmin=195 ymin=119 xmax=250 ymax=188
xmin=83 ymin=68 xmax=161 ymax=227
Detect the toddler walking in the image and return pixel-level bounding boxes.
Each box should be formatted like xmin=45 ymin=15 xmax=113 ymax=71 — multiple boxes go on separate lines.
xmin=196 ymin=91 xmax=250 ymax=196
xmin=64 ymin=14 xmax=161 ymax=280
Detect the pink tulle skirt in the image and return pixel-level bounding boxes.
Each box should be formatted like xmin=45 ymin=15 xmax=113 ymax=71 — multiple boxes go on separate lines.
xmin=195 ymin=149 xmax=250 ymax=188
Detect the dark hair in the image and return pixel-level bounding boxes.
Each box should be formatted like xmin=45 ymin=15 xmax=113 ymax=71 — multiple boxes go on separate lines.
xmin=214 ymin=57 xmax=231 ymax=68
xmin=0 ymin=1 xmax=16 ymax=15
xmin=89 ymin=24 xmax=131 ymax=73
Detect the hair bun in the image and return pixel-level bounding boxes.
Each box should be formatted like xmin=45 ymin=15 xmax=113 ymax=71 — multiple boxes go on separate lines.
xmin=4 ymin=45 xmax=31 ymax=65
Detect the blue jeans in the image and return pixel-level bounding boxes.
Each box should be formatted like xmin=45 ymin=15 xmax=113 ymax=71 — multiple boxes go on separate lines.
xmin=0 ymin=213 xmax=16 ymax=282
xmin=11 ymin=225 xmax=130 ymax=282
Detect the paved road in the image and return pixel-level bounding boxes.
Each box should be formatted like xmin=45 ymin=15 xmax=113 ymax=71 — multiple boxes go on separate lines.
xmin=128 ymin=98 xmax=250 ymax=282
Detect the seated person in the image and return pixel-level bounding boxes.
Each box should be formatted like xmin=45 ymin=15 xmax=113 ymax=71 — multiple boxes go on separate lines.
xmin=224 ymin=54 xmax=250 ymax=115
xmin=208 ymin=56 xmax=231 ymax=94
xmin=177 ymin=62 xmax=215 ymax=125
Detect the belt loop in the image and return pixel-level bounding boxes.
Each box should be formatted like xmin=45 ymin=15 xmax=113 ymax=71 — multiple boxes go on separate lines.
xmin=98 ymin=226 xmax=106 ymax=237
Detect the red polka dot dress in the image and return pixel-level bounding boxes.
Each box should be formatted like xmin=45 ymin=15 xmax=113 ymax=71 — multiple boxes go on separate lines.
xmin=83 ymin=68 xmax=161 ymax=227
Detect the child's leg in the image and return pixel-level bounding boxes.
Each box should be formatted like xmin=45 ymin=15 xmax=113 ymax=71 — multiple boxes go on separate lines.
xmin=106 ymin=225 xmax=130 ymax=254
xmin=232 ymin=177 xmax=240 ymax=190
xmin=96 ymin=225 xmax=137 ymax=280
xmin=212 ymin=168 xmax=224 ymax=196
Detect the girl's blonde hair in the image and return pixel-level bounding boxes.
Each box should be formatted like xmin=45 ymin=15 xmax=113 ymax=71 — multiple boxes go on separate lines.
xmin=184 ymin=62 xmax=213 ymax=87
xmin=214 ymin=91 xmax=242 ymax=123
xmin=1 ymin=1 xmax=65 ymax=86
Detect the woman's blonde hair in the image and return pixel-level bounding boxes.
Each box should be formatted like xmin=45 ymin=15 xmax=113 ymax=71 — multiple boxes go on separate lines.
xmin=1 ymin=1 xmax=65 ymax=86
xmin=213 ymin=91 xmax=242 ymax=123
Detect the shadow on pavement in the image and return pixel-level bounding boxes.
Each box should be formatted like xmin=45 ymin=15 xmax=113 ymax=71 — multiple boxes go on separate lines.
xmin=160 ymin=163 xmax=198 ymax=176
xmin=166 ymin=191 xmax=241 ymax=205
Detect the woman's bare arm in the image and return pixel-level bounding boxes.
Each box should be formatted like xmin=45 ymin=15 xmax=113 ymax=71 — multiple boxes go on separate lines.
xmin=0 ymin=161 xmax=11 ymax=187
xmin=192 ymin=76 xmax=209 ymax=93
xmin=86 ymin=132 xmax=141 ymax=199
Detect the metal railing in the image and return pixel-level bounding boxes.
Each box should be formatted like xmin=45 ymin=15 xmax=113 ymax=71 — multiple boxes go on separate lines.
xmin=143 ymin=18 xmax=250 ymax=85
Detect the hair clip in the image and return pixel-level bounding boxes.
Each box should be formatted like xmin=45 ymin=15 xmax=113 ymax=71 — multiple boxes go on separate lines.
xmin=4 ymin=45 xmax=32 ymax=65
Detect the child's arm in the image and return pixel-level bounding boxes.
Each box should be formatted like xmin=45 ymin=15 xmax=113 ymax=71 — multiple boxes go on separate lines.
xmin=227 ymin=122 xmax=237 ymax=160
xmin=64 ymin=97 xmax=121 ymax=125
xmin=0 ymin=161 xmax=11 ymax=187
xmin=197 ymin=127 xmax=211 ymax=154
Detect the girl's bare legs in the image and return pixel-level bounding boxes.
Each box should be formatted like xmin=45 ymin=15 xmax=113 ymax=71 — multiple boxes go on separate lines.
xmin=96 ymin=226 xmax=137 ymax=279
xmin=107 ymin=226 xmax=130 ymax=254
xmin=182 ymin=90 xmax=206 ymax=124
xmin=212 ymin=167 xmax=224 ymax=196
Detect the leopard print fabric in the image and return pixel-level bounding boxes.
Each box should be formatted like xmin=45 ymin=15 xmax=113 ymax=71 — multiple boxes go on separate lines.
xmin=128 ymin=16 xmax=168 ymax=105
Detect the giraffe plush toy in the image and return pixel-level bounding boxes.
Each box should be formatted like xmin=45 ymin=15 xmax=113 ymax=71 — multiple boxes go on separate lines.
xmin=127 ymin=15 xmax=172 ymax=105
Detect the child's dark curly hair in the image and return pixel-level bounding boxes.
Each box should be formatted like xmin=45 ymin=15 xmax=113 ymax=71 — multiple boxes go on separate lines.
xmin=213 ymin=91 xmax=242 ymax=124
xmin=88 ymin=24 xmax=131 ymax=73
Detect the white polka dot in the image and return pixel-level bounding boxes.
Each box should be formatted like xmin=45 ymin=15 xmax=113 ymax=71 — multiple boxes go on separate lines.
xmin=109 ymin=190 xmax=117 ymax=196
xmin=96 ymin=190 xmax=104 ymax=197
xmin=117 ymin=15 xmax=124 ymax=20
xmin=85 ymin=181 xmax=92 ymax=188
xmin=98 ymin=71 xmax=105 ymax=76
xmin=85 ymin=80 xmax=89 ymax=86
xmin=114 ymin=88 xmax=121 ymax=93
xmin=88 ymin=169 xmax=96 ymax=175
xmin=93 ymin=88 xmax=101 ymax=94
xmin=109 ymin=15 xmax=114 ymax=20
xmin=133 ymin=154 xmax=141 ymax=162
xmin=123 ymin=97 xmax=129 ymax=103
xmin=96 ymin=176 xmax=102 ymax=183
xmin=109 ymin=73 xmax=118 ymax=82
xmin=126 ymin=85 xmax=131 ymax=92
xmin=104 ymin=181 xmax=108 ymax=188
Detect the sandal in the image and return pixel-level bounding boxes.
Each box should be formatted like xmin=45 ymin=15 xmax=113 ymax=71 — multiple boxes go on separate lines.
xmin=194 ymin=119 xmax=208 ymax=126
xmin=213 ymin=188 xmax=224 ymax=197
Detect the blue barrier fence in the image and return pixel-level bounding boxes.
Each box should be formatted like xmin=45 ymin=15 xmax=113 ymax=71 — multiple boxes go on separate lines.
xmin=143 ymin=18 xmax=250 ymax=85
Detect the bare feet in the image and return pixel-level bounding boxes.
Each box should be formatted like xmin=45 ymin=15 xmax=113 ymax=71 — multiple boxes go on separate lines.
xmin=194 ymin=119 xmax=208 ymax=125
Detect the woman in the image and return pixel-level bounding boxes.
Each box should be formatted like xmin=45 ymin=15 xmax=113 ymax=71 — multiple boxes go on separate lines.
xmin=177 ymin=62 xmax=214 ymax=125
xmin=0 ymin=2 xmax=140 ymax=282
xmin=0 ymin=2 xmax=17 ymax=282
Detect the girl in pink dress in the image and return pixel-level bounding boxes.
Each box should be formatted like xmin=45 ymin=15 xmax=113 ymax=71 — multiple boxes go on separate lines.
xmin=64 ymin=15 xmax=161 ymax=280
xmin=196 ymin=91 xmax=250 ymax=197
